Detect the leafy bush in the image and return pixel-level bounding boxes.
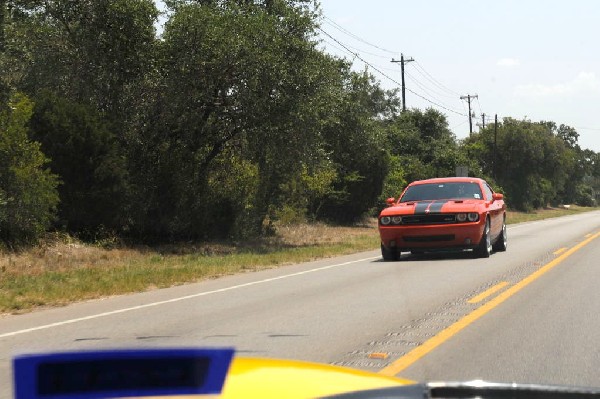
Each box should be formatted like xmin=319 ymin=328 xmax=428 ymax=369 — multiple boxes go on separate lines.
xmin=574 ymin=184 xmax=595 ymax=207
xmin=28 ymin=92 xmax=128 ymax=236
xmin=0 ymin=93 xmax=59 ymax=245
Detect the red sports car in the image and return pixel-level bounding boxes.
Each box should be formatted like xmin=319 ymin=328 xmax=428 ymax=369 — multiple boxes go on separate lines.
xmin=378 ymin=177 xmax=507 ymax=260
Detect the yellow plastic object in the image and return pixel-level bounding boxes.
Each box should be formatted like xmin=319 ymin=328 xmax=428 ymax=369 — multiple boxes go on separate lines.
xmin=220 ymin=357 xmax=413 ymax=399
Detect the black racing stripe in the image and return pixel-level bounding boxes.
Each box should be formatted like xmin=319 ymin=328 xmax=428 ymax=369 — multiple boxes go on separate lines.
xmin=428 ymin=200 xmax=450 ymax=213
xmin=414 ymin=201 xmax=432 ymax=214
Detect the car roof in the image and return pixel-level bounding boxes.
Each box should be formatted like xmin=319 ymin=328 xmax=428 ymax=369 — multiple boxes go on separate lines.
xmin=408 ymin=177 xmax=485 ymax=186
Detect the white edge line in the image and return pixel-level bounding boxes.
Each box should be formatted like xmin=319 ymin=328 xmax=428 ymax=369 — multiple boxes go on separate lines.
xmin=506 ymin=224 xmax=527 ymax=231
xmin=0 ymin=256 xmax=380 ymax=339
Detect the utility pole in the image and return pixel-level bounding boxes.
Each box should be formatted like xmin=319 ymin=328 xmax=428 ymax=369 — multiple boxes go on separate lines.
xmin=391 ymin=53 xmax=414 ymax=112
xmin=481 ymin=113 xmax=486 ymax=130
xmin=460 ymin=94 xmax=478 ymax=135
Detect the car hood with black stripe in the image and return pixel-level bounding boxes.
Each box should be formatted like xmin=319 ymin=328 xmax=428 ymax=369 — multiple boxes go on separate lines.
xmin=380 ymin=199 xmax=485 ymax=217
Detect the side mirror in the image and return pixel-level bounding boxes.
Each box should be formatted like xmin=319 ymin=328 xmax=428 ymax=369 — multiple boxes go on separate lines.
xmin=492 ymin=193 xmax=504 ymax=201
xmin=386 ymin=197 xmax=396 ymax=206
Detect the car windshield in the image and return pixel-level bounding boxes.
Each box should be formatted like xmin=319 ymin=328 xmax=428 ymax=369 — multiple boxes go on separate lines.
xmin=400 ymin=182 xmax=483 ymax=202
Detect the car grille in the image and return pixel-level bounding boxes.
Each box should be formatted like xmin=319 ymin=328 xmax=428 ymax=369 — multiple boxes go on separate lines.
xmin=401 ymin=214 xmax=457 ymax=225
xmin=403 ymin=235 xmax=455 ymax=242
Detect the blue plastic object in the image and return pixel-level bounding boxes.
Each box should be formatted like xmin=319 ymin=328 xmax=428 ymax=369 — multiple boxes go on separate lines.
xmin=13 ymin=348 xmax=234 ymax=399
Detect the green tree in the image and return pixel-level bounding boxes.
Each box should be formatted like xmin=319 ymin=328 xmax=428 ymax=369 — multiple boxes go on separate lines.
xmin=0 ymin=93 xmax=59 ymax=245
xmin=316 ymin=69 xmax=399 ymax=223
xmin=5 ymin=0 xmax=158 ymax=120
xmin=0 ymin=0 xmax=5 ymax=52
xmin=28 ymin=92 xmax=128 ymax=236
xmin=379 ymin=154 xmax=407 ymax=201
xmin=386 ymin=108 xmax=466 ymax=184
xmin=126 ymin=0 xmax=332 ymax=239
xmin=464 ymin=118 xmax=574 ymax=210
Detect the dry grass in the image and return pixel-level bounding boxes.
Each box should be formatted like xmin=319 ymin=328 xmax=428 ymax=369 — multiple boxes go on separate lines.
xmin=1 ymin=222 xmax=377 ymax=277
xmin=275 ymin=219 xmax=376 ymax=246
xmin=0 ymin=234 xmax=141 ymax=276
xmin=0 ymin=222 xmax=379 ymax=314
xmin=506 ymin=205 xmax=600 ymax=224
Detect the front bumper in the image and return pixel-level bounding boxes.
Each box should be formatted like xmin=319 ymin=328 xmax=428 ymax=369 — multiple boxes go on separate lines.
xmin=379 ymin=221 xmax=485 ymax=252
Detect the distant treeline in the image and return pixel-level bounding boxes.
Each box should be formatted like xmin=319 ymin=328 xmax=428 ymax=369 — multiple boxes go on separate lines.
xmin=0 ymin=0 xmax=598 ymax=246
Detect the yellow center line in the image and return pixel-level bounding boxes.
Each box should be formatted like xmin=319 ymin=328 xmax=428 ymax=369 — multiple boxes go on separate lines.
xmin=379 ymin=231 xmax=600 ymax=377
xmin=553 ymin=247 xmax=568 ymax=255
xmin=467 ymin=282 xmax=509 ymax=304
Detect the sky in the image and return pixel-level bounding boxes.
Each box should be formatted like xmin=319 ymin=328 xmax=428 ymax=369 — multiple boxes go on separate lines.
xmin=155 ymin=1 xmax=600 ymax=152
xmin=316 ymin=0 xmax=600 ymax=152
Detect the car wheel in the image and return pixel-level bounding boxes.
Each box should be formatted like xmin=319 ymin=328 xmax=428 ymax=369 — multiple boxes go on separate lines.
xmin=492 ymin=216 xmax=508 ymax=252
xmin=474 ymin=218 xmax=492 ymax=258
xmin=381 ymin=244 xmax=399 ymax=261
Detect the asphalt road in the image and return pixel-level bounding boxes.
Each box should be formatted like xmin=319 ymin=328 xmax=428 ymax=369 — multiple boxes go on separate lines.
xmin=1 ymin=211 xmax=599 ymax=397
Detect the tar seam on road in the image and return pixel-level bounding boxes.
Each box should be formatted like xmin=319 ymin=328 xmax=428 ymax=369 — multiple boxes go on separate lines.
xmin=467 ymin=282 xmax=509 ymax=304
xmin=378 ymin=231 xmax=600 ymax=377
xmin=0 ymin=256 xmax=380 ymax=339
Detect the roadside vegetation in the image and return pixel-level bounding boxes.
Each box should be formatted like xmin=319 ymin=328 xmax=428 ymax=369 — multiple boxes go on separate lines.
xmin=2 ymin=206 xmax=599 ymax=314
xmin=2 ymin=222 xmax=379 ymax=313
xmin=0 ymin=2 xmax=599 ymax=312
xmin=1 ymin=0 xmax=599 ymax=249
xmin=506 ymin=205 xmax=599 ymax=224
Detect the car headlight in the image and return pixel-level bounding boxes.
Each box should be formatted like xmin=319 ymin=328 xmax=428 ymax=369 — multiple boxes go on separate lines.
xmin=456 ymin=213 xmax=467 ymax=222
xmin=467 ymin=213 xmax=479 ymax=222
xmin=380 ymin=216 xmax=391 ymax=225
xmin=391 ymin=216 xmax=403 ymax=224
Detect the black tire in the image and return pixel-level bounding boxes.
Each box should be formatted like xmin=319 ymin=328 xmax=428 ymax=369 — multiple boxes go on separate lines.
xmin=492 ymin=216 xmax=508 ymax=252
xmin=381 ymin=244 xmax=399 ymax=261
xmin=474 ymin=218 xmax=492 ymax=258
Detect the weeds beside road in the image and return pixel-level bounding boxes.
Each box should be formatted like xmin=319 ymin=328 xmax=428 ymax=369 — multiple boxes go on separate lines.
xmin=1 ymin=206 xmax=598 ymax=314
xmin=1 ymin=223 xmax=378 ymax=313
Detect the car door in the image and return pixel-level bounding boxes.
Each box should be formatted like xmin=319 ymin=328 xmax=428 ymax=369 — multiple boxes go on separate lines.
xmin=483 ymin=183 xmax=504 ymax=240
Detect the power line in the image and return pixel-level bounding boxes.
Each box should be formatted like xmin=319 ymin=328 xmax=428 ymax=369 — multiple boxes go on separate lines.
xmin=317 ymin=28 xmax=467 ymax=116
xmin=320 ymin=22 xmax=599 ymax=141
xmin=320 ymin=38 xmax=400 ymax=74
xmin=318 ymin=16 xmax=484 ymax=130
xmin=366 ymin=61 xmax=455 ymax=102
xmin=361 ymin=59 xmax=466 ymax=107
xmin=406 ymin=86 xmax=467 ymax=116
xmin=404 ymin=72 xmax=464 ymax=113
xmin=413 ymin=61 xmax=461 ymax=96
xmin=451 ymin=119 xmax=469 ymax=130
xmin=319 ymin=38 xmax=352 ymax=57
xmin=372 ymin=64 xmax=410 ymax=74
xmin=475 ymin=96 xmax=483 ymax=117
xmin=322 ymin=16 xmax=398 ymax=55
xmin=319 ymin=26 xmax=392 ymax=59
xmin=406 ymin=65 xmax=457 ymax=99
xmin=474 ymin=97 xmax=485 ymax=132
xmin=405 ymin=70 xmax=458 ymax=102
